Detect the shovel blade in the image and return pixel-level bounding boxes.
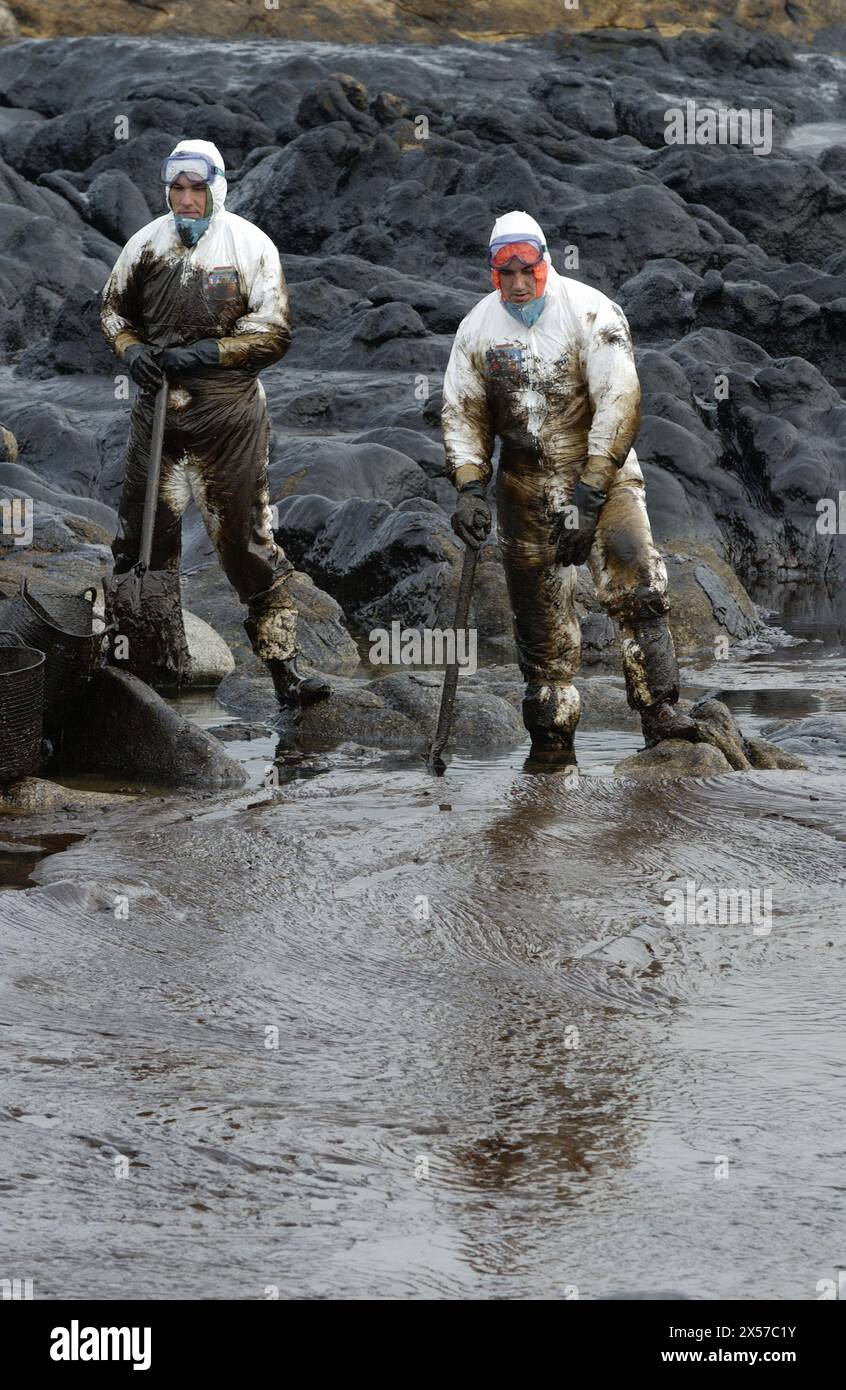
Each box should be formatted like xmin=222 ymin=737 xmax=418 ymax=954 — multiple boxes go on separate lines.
xmin=103 ymin=566 xmax=191 ymax=690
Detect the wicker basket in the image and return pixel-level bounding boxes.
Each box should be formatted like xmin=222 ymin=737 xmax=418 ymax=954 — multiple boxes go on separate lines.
xmin=0 ymin=630 xmax=45 ymax=783
xmin=0 ymin=577 xmax=109 ymax=711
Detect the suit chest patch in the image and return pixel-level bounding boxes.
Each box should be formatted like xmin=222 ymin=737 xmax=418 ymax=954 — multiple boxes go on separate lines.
xmin=485 ymin=343 xmax=527 ymax=384
xmin=204 ymin=265 xmax=241 ymax=301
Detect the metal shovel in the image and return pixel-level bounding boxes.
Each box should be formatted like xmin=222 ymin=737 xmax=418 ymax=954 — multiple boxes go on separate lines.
xmin=103 ymin=376 xmax=191 ymax=689
xmin=425 ymin=543 xmax=479 ymax=774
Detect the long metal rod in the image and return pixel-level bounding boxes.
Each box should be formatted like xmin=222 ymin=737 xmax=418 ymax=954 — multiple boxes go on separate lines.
xmin=138 ymin=378 xmax=169 ymax=570
xmin=426 ymin=543 xmax=478 ymax=772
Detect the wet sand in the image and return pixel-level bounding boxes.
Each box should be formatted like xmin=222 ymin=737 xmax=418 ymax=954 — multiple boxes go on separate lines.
xmin=1 ymin=617 xmax=844 ymax=1300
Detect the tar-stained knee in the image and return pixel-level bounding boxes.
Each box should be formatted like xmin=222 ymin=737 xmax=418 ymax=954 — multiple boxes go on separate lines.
xmin=610 ymin=585 xmax=671 ymax=625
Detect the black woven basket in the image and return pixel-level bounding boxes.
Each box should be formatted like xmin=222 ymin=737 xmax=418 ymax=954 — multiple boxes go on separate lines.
xmin=0 ymin=630 xmax=45 ymax=783
xmin=0 ymin=577 xmax=110 ymax=712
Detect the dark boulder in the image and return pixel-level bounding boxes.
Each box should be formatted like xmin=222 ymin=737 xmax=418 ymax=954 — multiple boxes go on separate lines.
xmin=58 ymin=667 xmax=247 ymax=788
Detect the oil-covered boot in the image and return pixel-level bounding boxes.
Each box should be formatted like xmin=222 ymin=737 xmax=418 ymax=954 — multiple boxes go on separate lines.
xmin=620 ymin=608 xmax=699 ymax=748
xmin=265 ymin=655 xmax=331 ymax=710
xmin=640 ymin=698 xmax=700 ymax=749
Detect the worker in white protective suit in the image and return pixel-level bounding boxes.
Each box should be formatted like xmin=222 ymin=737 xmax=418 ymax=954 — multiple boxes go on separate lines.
xmin=100 ymin=138 xmax=330 ymax=708
xmin=441 ymin=210 xmax=699 ymax=766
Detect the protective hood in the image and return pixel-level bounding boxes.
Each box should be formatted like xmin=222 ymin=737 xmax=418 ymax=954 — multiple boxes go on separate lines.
xmin=489 ymin=210 xmax=550 ymax=264
xmin=488 ymin=210 xmax=551 ymax=325
xmin=164 ymin=139 xmax=227 ymax=248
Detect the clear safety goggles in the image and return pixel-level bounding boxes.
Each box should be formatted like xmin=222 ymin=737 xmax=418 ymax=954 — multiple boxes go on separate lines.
xmin=488 ymin=237 xmax=546 ymax=269
xmin=160 ymin=152 xmax=223 ymax=186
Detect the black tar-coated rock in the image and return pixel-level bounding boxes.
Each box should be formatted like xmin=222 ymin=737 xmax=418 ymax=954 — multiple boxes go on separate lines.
xmin=57 ymin=666 xmax=247 ymax=787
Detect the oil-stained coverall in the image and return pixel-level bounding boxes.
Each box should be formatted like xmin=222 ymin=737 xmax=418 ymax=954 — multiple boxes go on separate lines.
xmin=442 ymin=211 xmax=696 ymax=761
xmin=100 ymin=138 xmax=327 ymax=705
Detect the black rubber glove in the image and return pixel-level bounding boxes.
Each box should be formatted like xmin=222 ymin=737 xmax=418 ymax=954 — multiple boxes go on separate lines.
xmin=159 ymin=339 xmax=221 ymax=375
xmin=123 ymin=343 xmax=164 ymax=392
xmin=451 ymin=480 xmax=491 ymax=549
xmin=556 ymin=479 xmax=607 ymax=566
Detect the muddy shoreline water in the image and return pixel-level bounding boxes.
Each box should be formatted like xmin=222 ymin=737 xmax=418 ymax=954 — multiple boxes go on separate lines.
xmin=1 ymin=606 xmax=844 ymax=1300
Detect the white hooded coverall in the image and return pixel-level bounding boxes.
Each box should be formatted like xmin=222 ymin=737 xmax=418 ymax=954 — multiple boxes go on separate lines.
xmin=101 ymin=139 xmax=298 ymax=673
xmin=441 ymin=231 xmax=676 ymax=742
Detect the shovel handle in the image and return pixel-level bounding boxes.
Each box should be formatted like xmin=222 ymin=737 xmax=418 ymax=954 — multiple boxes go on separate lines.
xmin=427 ymin=542 xmax=479 ymax=767
xmin=138 ymin=377 xmax=169 ymax=570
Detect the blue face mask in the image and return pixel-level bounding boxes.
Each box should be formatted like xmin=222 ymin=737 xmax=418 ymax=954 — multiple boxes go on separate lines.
xmin=171 ymin=183 xmax=213 ymax=247
xmin=174 ymin=213 xmax=211 ymax=248
xmin=503 ymin=294 xmax=547 ymax=328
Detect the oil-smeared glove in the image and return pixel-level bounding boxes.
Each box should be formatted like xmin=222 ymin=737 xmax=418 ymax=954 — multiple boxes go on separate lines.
xmin=158 ymin=339 xmax=221 ymax=374
xmin=123 ymin=343 xmax=164 ymax=392
xmin=451 ymin=480 xmax=491 ymax=549
xmin=556 ymin=479 xmax=607 ymax=566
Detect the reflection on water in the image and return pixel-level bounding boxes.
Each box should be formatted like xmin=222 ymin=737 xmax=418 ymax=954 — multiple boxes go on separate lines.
xmin=749 ymin=578 xmax=846 ymax=646
xmin=0 ymin=832 xmax=85 ymax=890
xmin=686 ymin=582 xmax=846 ymax=726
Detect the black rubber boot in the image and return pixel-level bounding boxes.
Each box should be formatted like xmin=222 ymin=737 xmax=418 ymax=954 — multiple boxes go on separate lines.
xmin=619 ymin=606 xmax=700 ymax=748
xmin=265 ymin=655 xmax=331 ymax=710
xmin=640 ymin=699 xmax=700 ymax=749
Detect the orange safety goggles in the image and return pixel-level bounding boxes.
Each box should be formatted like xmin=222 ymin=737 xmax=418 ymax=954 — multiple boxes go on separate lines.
xmin=489 ymin=239 xmax=548 ymax=296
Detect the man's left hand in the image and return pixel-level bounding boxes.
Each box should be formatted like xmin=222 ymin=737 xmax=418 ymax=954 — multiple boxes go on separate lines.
xmin=159 ymin=340 xmax=221 ymax=375
xmin=556 ymin=479 xmax=607 ymax=567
